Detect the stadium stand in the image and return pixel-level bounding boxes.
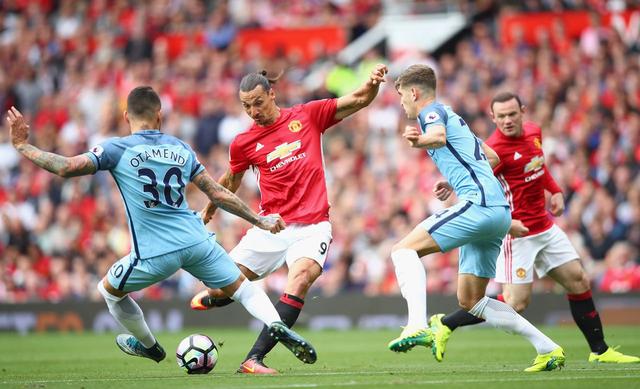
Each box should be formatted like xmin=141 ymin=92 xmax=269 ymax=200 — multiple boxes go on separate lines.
xmin=0 ymin=0 xmax=638 ymax=302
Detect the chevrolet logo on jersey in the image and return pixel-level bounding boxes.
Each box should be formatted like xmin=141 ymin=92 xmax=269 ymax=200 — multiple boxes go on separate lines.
xmin=288 ymin=120 xmax=302 ymax=133
xmin=267 ymin=140 xmax=302 ymax=163
xmin=524 ymin=155 xmax=545 ymax=173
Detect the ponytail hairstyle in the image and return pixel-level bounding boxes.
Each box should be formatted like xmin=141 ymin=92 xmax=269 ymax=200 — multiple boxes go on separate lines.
xmin=239 ymin=69 xmax=284 ymax=92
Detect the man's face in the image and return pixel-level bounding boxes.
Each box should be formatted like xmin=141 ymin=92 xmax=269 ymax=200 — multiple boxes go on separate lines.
xmin=397 ymin=85 xmax=418 ymax=120
xmin=239 ymin=85 xmax=277 ymax=126
xmin=491 ymin=98 xmax=524 ymax=137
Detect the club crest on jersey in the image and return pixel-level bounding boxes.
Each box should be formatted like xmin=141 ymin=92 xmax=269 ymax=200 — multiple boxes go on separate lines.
xmin=267 ymin=140 xmax=302 ymax=163
xmin=424 ymin=111 xmax=440 ymax=123
xmin=534 ymin=137 xmax=542 ymax=149
xmin=288 ymin=120 xmax=302 ymax=133
xmin=91 ymin=145 xmax=104 ymax=158
xmin=516 ymin=268 xmax=527 ymax=279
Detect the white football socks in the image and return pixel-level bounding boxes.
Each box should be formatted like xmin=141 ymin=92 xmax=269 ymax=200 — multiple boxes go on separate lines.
xmin=232 ymin=279 xmax=281 ymax=326
xmin=97 ymin=281 xmax=156 ymax=348
xmin=391 ymin=248 xmax=428 ymax=329
xmin=470 ymin=296 xmax=559 ymax=354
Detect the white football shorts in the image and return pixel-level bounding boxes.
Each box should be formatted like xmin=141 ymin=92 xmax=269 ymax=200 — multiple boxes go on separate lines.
xmin=495 ymin=224 xmax=579 ymax=284
xmin=229 ymin=221 xmax=332 ymax=279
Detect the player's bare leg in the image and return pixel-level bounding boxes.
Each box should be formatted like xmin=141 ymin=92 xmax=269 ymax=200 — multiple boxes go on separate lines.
xmin=501 ymin=283 xmax=533 ymax=313
xmin=219 ymin=274 xmax=317 ymax=368
xmin=98 ymin=278 xmax=166 ymax=363
xmin=239 ymin=258 xmax=322 ymax=374
xmin=388 ymin=226 xmax=439 ymax=352
xmin=456 ymin=274 xmax=564 ymax=371
xmin=191 ymin=264 xmax=259 ymax=310
xmin=547 ymin=260 xmax=639 ymax=363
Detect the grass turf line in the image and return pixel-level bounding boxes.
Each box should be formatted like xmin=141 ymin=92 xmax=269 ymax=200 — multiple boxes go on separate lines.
xmin=1 ymin=326 xmax=639 ymax=388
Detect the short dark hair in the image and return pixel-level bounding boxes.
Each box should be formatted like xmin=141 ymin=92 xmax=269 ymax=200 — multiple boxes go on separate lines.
xmin=394 ymin=64 xmax=437 ymax=95
xmin=239 ymin=70 xmax=284 ymax=92
xmin=490 ymin=92 xmax=523 ymax=112
xmin=126 ymin=86 xmax=161 ymax=120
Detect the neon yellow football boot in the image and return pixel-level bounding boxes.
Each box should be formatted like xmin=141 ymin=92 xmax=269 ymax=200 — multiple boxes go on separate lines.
xmin=429 ymin=314 xmax=452 ymax=362
xmin=388 ymin=326 xmax=433 ymax=353
xmin=589 ymin=346 xmax=640 ymax=363
xmin=524 ymin=347 xmax=565 ymax=372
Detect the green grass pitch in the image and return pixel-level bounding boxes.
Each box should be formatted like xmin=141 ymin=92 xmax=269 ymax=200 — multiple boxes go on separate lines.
xmin=1 ymin=326 xmax=639 ymax=388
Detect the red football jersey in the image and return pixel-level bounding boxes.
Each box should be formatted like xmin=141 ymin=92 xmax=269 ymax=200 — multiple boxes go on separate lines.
xmin=229 ymin=99 xmax=340 ymax=224
xmin=486 ymin=122 xmax=562 ymax=235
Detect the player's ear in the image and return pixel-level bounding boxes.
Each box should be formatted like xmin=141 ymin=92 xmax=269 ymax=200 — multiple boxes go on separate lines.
xmin=411 ymin=87 xmax=418 ymax=102
xmin=123 ymin=110 xmax=130 ymax=125
xmin=520 ymin=104 xmax=526 ymax=114
xmin=156 ymin=110 xmax=162 ymax=129
xmin=488 ymin=108 xmax=496 ymax=122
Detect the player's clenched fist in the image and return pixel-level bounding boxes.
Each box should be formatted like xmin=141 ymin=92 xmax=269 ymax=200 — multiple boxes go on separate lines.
xmin=257 ymin=214 xmax=286 ymax=234
xmin=402 ymin=125 xmax=422 ymax=148
xmin=433 ymin=180 xmax=453 ymax=201
xmin=508 ymin=219 xmax=530 ymax=237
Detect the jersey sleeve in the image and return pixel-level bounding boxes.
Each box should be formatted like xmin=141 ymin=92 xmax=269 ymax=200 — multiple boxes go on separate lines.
xmin=304 ymin=98 xmax=340 ymax=133
xmin=86 ymin=138 xmax=123 ymax=171
xmin=542 ymin=166 xmax=562 ymax=193
xmin=418 ymin=105 xmax=448 ymax=133
xmin=228 ymin=138 xmax=250 ymax=174
xmin=182 ymin=141 xmax=205 ymax=180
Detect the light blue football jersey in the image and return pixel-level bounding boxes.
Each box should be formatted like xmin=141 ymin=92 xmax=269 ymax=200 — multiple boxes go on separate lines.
xmin=87 ymin=129 xmax=209 ymax=259
xmin=417 ymin=102 xmax=508 ymax=207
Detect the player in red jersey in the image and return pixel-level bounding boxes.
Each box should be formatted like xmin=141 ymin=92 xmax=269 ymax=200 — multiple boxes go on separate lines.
xmin=190 ymin=64 xmax=389 ymax=374
xmin=429 ymin=92 xmax=639 ymax=364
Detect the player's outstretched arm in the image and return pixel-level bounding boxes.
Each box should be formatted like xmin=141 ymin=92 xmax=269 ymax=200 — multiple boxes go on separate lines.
xmin=200 ymin=169 xmax=245 ymax=224
xmin=6 ymin=107 xmax=96 ymax=177
xmin=193 ymin=169 xmax=285 ymax=233
xmin=403 ymin=125 xmax=446 ymax=149
xmin=334 ymin=63 xmax=388 ymax=120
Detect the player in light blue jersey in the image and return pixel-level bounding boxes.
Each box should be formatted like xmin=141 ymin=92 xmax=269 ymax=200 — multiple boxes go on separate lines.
xmin=5 ymin=86 xmax=317 ymax=366
xmin=387 ymin=64 xmax=564 ymax=372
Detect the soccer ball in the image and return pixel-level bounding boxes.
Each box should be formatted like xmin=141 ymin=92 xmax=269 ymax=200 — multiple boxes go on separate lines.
xmin=176 ymin=334 xmax=218 ymax=374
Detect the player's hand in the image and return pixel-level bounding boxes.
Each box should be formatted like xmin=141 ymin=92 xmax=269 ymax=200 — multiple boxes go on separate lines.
xmin=402 ymin=125 xmax=422 ymax=148
xmin=6 ymin=106 xmax=30 ymax=149
xmin=256 ymin=213 xmax=286 ymax=234
xmin=201 ymin=202 xmax=218 ymax=224
xmin=433 ymin=180 xmax=453 ymax=201
xmin=509 ymin=219 xmax=529 ymax=238
xmin=549 ymin=192 xmax=565 ymax=216
xmin=369 ymin=63 xmax=388 ymax=86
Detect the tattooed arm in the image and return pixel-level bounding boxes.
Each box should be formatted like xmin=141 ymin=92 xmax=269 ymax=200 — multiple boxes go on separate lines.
xmin=6 ymin=107 xmax=96 ymax=177
xmin=192 ymin=170 xmax=285 ymax=233
xmin=200 ymin=168 xmax=245 ymax=224
xmin=15 ymin=144 xmax=96 ymax=177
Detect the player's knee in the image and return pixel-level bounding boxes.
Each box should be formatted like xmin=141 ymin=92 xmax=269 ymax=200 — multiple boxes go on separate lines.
xmin=289 ymin=268 xmax=318 ymax=294
xmin=505 ymin=295 xmax=529 ymax=313
xmin=391 ymin=242 xmax=406 ymax=253
xmin=566 ymin=270 xmax=591 ymax=294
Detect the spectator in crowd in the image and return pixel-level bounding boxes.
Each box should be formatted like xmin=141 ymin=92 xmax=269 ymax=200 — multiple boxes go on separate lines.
xmin=0 ymin=1 xmax=638 ymax=302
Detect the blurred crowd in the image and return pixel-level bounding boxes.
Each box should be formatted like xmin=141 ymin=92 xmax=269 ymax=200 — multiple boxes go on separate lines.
xmin=0 ymin=0 xmax=638 ymax=303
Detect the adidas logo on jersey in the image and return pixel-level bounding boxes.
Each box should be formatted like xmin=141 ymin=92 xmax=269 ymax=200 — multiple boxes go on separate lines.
xmin=256 ymin=143 xmax=264 ymax=151
xmin=514 ymin=152 xmax=522 ymax=160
